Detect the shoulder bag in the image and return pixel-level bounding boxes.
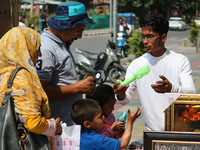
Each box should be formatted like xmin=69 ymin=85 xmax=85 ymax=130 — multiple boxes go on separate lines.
xmin=0 ymin=67 xmax=50 ymax=150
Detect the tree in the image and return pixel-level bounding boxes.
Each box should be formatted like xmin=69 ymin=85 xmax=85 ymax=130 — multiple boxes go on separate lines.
xmin=55 ymin=0 xmax=93 ymax=9
xmin=117 ymin=0 xmax=200 ymax=21
xmin=127 ymin=30 xmax=146 ymax=58
xmin=189 ymin=19 xmax=199 ymax=44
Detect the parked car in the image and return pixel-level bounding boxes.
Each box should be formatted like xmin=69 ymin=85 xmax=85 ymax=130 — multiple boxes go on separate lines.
xmin=194 ymin=17 xmax=200 ymax=26
xmin=169 ymin=17 xmax=186 ymax=31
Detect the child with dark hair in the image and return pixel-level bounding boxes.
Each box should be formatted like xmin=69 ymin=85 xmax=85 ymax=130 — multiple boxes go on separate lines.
xmin=87 ymin=84 xmax=125 ymax=139
xmin=71 ymin=99 xmax=141 ymax=150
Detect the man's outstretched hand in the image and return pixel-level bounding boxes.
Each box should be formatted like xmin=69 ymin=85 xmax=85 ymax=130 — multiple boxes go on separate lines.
xmin=151 ymin=75 xmax=172 ymax=93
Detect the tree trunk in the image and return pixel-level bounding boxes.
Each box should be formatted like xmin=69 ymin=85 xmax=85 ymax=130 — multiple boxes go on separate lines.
xmin=0 ymin=0 xmax=18 ymax=38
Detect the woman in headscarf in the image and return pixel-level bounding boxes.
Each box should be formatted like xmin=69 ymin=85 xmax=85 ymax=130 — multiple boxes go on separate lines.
xmin=0 ymin=27 xmax=61 ymax=141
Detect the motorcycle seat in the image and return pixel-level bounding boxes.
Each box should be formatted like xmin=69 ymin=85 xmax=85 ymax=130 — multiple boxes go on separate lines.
xmin=75 ymin=48 xmax=98 ymax=60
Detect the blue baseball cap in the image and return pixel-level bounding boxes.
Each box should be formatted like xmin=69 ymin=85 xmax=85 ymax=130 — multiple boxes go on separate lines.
xmin=47 ymin=1 xmax=94 ymax=30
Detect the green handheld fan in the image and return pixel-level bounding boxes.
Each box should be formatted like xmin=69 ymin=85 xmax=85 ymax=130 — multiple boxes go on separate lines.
xmin=117 ymin=65 xmax=150 ymax=86
xmin=119 ymin=112 xmax=127 ymax=122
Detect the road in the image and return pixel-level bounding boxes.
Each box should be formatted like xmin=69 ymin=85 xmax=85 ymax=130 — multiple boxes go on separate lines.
xmin=70 ymin=29 xmax=190 ymax=54
xmin=165 ymin=29 xmax=190 ymax=52
xmin=71 ymin=34 xmax=112 ymax=54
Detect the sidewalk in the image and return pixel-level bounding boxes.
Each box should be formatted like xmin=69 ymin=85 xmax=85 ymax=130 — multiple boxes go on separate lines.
xmin=83 ymin=28 xmax=112 ymax=36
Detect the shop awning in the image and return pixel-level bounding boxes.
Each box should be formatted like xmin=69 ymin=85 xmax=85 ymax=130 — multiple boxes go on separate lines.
xmin=18 ymin=0 xmax=61 ymax=5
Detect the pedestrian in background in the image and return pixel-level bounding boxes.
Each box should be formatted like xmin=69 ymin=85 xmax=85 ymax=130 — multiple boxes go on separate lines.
xmin=18 ymin=16 xmax=26 ymax=27
xmin=40 ymin=10 xmax=48 ymax=31
xmin=117 ymin=17 xmax=129 ymax=35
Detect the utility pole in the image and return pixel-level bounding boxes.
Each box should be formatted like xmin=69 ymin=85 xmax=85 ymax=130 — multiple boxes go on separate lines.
xmin=31 ymin=0 xmax=34 ymax=17
xmin=109 ymin=0 xmax=113 ymax=29
xmin=196 ymin=3 xmax=198 ymax=18
xmin=113 ymin=0 xmax=117 ymax=44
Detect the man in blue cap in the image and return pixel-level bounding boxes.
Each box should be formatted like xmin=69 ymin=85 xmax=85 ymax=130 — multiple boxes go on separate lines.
xmin=36 ymin=1 xmax=96 ymax=125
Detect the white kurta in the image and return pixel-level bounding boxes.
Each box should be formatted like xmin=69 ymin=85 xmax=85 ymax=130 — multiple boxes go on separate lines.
xmin=117 ymin=49 xmax=195 ymax=131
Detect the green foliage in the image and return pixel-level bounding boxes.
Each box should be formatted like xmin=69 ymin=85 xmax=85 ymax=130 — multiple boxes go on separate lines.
xmin=134 ymin=16 xmax=140 ymax=29
xmin=127 ymin=30 xmax=146 ymax=58
xmin=87 ymin=8 xmax=96 ymax=16
xmin=117 ymin=0 xmax=200 ymax=20
xmin=189 ymin=19 xmax=199 ymax=44
xmin=26 ymin=13 xmax=39 ymax=28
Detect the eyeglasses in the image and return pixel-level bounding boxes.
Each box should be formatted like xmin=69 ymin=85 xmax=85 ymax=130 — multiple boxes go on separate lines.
xmin=141 ymin=34 xmax=160 ymax=42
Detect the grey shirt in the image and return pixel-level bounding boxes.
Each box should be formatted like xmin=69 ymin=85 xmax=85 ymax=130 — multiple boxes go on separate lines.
xmin=36 ymin=29 xmax=81 ymax=125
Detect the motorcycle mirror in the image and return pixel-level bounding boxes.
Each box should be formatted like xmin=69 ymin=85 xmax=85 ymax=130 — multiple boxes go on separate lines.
xmin=94 ymin=69 xmax=107 ymax=85
xmin=108 ymin=40 xmax=116 ymax=49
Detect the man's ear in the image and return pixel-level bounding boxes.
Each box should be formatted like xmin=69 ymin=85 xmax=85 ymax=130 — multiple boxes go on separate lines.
xmin=161 ymin=34 xmax=167 ymax=43
xmin=83 ymin=121 xmax=91 ymax=129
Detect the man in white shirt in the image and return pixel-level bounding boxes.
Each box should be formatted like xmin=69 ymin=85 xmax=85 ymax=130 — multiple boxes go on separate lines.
xmin=113 ymin=13 xmax=195 ymax=131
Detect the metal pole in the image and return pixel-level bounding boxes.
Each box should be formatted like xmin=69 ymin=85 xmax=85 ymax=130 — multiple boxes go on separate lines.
xmin=109 ymin=0 xmax=113 ymax=29
xmin=196 ymin=1 xmax=198 ymax=18
xmin=196 ymin=38 xmax=200 ymax=53
xmin=113 ymin=0 xmax=117 ymax=44
xmin=31 ymin=0 xmax=34 ymax=17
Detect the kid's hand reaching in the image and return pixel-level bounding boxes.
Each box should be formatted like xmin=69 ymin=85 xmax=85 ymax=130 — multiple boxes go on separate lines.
xmin=119 ymin=107 xmax=141 ymax=149
xmin=127 ymin=107 xmax=141 ymax=123
xmin=111 ymin=120 xmax=125 ymax=133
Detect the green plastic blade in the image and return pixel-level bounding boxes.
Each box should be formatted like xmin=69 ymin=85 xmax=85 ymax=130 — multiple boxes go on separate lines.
xmin=134 ymin=65 xmax=150 ymax=79
xmin=118 ymin=65 xmax=150 ymax=86
xmin=119 ymin=112 xmax=127 ymax=122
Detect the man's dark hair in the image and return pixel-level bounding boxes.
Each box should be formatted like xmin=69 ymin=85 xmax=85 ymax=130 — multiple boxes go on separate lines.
xmin=70 ymin=99 xmax=100 ymax=126
xmin=86 ymin=84 xmax=115 ymax=108
xmin=139 ymin=14 xmax=169 ymax=35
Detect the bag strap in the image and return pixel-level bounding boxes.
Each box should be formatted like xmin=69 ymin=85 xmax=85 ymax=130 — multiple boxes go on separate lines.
xmin=1 ymin=67 xmax=29 ymax=106
xmin=7 ymin=67 xmax=29 ymax=89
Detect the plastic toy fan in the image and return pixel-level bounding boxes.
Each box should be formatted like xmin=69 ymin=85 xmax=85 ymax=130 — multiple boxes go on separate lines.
xmin=117 ymin=65 xmax=150 ymax=86
xmin=119 ymin=112 xmax=127 ymax=122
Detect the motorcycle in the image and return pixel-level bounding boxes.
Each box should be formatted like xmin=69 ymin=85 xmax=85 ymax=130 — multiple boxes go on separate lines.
xmin=73 ymin=40 xmax=126 ymax=83
xmin=117 ymin=32 xmax=128 ymax=57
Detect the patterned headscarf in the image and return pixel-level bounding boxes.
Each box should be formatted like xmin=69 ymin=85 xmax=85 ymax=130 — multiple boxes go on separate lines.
xmin=0 ymin=26 xmax=50 ymax=121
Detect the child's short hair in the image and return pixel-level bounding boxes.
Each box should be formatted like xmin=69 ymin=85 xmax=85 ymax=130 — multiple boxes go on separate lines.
xmin=86 ymin=84 xmax=115 ymax=108
xmin=71 ymin=99 xmax=100 ymax=126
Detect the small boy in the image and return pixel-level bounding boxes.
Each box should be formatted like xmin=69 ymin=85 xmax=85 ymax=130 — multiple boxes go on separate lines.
xmin=70 ymin=99 xmax=141 ymax=150
xmin=87 ymin=84 xmax=125 ymax=139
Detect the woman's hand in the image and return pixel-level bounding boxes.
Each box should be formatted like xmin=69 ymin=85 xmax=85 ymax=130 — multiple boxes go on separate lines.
xmin=55 ymin=117 xmax=62 ymax=135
